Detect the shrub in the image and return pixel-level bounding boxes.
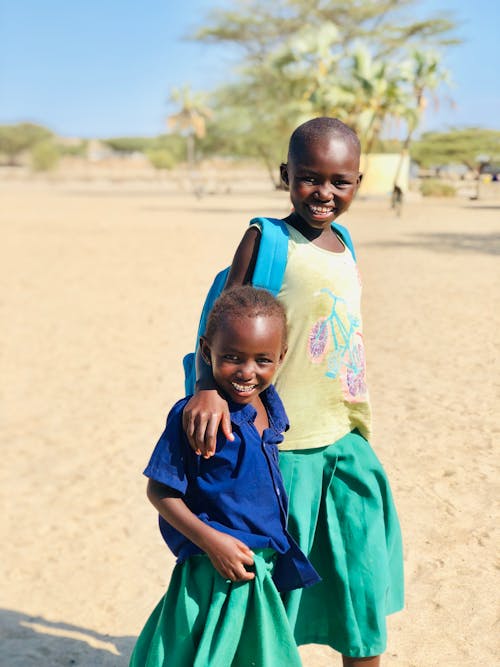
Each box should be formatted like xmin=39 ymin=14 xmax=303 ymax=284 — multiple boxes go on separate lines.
xmin=146 ymin=148 xmax=176 ymax=170
xmin=31 ymin=140 xmax=60 ymax=171
xmin=420 ymin=179 xmax=456 ymax=197
xmin=0 ymin=122 xmax=53 ymax=165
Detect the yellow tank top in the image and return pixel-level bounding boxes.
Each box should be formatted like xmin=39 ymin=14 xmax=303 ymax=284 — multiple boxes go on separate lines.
xmin=273 ymin=223 xmax=372 ymax=450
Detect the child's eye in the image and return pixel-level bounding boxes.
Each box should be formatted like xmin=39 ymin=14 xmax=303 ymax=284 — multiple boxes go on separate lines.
xmin=223 ymin=354 xmax=239 ymax=362
xmin=257 ymin=357 xmax=273 ymax=365
xmin=296 ymin=174 xmax=316 ymax=184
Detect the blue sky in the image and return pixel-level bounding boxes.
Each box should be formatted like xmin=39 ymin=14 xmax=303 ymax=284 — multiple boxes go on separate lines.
xmin=0 ymin=0 xmax=498 ymax=138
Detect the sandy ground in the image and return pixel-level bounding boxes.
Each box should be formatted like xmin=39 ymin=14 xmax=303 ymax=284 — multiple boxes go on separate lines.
xmin=1 ymin=180 xmax=499 ymax=667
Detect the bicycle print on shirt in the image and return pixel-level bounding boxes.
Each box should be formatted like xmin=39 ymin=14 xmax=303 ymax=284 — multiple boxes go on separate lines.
xmin=308 ymin=288 xmax=368 ymax=402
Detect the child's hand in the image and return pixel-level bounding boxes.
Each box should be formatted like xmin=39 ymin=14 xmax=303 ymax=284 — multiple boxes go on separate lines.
xmin=182 ymin=390 xmax=234 ymax=458
xmin=204 ymin=531 xmax=255 ymax=582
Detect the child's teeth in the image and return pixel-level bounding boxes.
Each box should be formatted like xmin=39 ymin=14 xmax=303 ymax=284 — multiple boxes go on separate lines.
xmin=232 ymin=382 xmax=255 ymax=392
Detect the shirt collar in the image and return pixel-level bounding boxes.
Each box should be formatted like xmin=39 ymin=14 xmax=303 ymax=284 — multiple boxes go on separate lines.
xmin=227 ymin=384 xmax=289 ymax=434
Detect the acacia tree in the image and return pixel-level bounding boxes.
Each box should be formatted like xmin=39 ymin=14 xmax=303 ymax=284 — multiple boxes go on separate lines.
xmin=391 ymin=49 xmax=451 ymax=187
xmin=411 ymin=128 xmax=500 ymax=198
xmin=196 ymin=0 xmax=458 ymax=60
xmin=167 ymin=86 xmax=212 ymax=166
xmin=192 ymin=0 xmax=457 ymax=182
xmin=411 ymin=128 xmax=500 ymax=170
xmin=0 ymin=123 xmax=53 ymax=166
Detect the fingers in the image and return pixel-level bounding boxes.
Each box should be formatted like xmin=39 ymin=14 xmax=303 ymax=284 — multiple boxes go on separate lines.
xmin=207 ymin=537 xmax=256 ymax=583
xmin=226 ymin=544 xmax=255 ymax=581
xmin=182 ymin=408 xmax=234 ymax=458
xmin=238 ymin=546 xmax=255 ymax=566
xmin=200 ymin=410 xmax=234 ymax=458
xmin=182 ymin=410 xmax=215 ymax=456
xmin=181 ymin=394 xmax=234 ymax=456
xmin=223 ymin=562 xmax=256 ymax=583
xmin=235 ymin=569 xmax=255 ymax=582
xmin=182 ymin=406 xmax=199 ymax=453
xmin=221 ymin=410 xmax=235 ymax=443
xmin=201 ymin=413 xmax=221 ymax=459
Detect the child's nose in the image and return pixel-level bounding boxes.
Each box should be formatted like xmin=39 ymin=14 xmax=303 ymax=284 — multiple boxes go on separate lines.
xmin=237 ymin=361 xmax=256 ymax=378
xmin=315 ymin=182 xmax=333 ymax=200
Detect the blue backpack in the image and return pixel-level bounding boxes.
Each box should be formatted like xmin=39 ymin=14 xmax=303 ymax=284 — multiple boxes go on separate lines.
xmin=183 ymin=216 xmax=356 ymax=394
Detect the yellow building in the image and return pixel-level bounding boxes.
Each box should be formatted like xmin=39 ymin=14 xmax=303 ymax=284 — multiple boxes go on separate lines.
xmin=359 ymin=153 xmax=410 ymax=196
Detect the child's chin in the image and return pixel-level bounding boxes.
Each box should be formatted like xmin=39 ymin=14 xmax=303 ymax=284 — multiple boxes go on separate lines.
xmin=231 ymin=390 xmax=256 ymax=404
xmin=227 ymin=385 xmax=260 ymax=404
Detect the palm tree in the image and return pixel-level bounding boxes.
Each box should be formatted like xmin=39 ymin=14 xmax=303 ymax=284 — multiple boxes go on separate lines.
xmin=167 ymin=86 xmax=212 ymax=168
xmin=392 ymin=49 xmax=451 ymax=189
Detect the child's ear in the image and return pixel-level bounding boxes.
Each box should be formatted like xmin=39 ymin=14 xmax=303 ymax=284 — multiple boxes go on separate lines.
xmin=357 ymin=172 xmax=363 ymax=186
xmin=280 ymin=163 xmax=289 ymax=188
xmin=199 ymin=336 xmax=212 ymax=365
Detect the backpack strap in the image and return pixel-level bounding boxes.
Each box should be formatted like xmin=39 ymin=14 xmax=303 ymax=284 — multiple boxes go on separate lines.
xmin=249 ymin=217 xmax=290 ymax=296
xmin=332 ymin=222 xmax=356 ymax=260
xmin=250 ymin=217 xmax=357 ymax=283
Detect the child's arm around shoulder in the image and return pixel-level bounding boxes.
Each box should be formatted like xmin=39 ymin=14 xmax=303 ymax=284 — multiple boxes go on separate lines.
xmin=182 ymin=226 xmax=262 ymax=456
xmin=225 ymin=224 xmax=261 ymax=288
xmin=146 ymin=479 xmax=255 ymax=582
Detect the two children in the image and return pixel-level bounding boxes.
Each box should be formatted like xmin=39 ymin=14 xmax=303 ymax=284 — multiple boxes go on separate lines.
xmin=133 ymin=117 xmax=404 ymax=666
xmin=182 ymin=118 xmax=404 ymax=666
xmin=130 ymin=286 xmax=320 ymax=667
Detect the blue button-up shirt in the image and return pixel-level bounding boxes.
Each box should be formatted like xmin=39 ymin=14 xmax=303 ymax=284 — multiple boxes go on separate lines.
xmin=144 ymin=385 xmax=320 ymax=592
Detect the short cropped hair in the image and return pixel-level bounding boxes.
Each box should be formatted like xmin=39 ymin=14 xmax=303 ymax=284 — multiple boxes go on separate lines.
xmin=204 ymin=285 xmax=287 ymax=347
xmin=288 ymin=117 xmax=360 ymax=163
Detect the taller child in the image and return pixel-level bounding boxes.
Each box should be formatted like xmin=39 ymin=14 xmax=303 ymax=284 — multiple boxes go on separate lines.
xmin=183 ymin=117 xmax=404 ymax=666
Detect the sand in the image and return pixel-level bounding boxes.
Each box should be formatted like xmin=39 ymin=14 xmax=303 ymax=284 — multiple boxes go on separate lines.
xmin=1 ymin=180 xmax=499 ymax=666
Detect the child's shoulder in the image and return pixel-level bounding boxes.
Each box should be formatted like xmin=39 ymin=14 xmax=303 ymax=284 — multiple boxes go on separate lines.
xmin=164 ymin=396 xmax=193 ymax=428
xmin=251 ymin=215 xmax=356 ymax=261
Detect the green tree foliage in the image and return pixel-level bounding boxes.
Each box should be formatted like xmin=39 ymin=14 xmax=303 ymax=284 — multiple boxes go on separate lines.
xmin=58 ymin=140 xmax=89 ymax=157
xmin=189 ymin=0 xmax=457 ymax=181
xmin=102 ymin=136 xmax=156 ymax=153
xmin=31 ymin=140 xmax=61 ymax=172
xmin=151 ymin=134 xmax=187 ymax=165
xmin=197 ymin=0 xmax=458 ymax=57
xmin=411 ymin=128 xmax=500 ymax=169
xmin=146 ymin=148 xmax=176 ymax=170
xmin=420 ymin=179 xmax=456 ymax=197
xmin=0 ymin=123 xmax=53 ymax=165
xmin=103 ymin=134 xmax=187 ymax=170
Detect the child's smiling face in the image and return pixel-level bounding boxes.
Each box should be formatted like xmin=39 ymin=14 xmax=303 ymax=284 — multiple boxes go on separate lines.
xmin=200 ymin=314 xmax=286 ymax=406
xmin=281 ymin=135 xmax=361 ymax=231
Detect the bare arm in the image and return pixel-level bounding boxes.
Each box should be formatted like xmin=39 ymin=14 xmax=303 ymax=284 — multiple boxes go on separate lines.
xmin=182 ymin=227 xmax=262 ymax=457
xmin=147 ymin=479 xmax=255 ymax=582
xmin=225 ymin=225 xmax=261 ymax=288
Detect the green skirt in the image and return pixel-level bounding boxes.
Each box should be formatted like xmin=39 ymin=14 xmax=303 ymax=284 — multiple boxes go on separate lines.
xmin=129 ymin=549 xmax=302 ymax=667
xmin=279 ymin=431 xmax=404 ymax=658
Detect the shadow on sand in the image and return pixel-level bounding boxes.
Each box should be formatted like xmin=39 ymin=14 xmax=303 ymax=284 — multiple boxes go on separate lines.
xmin=0 ymin=608 xmax=135 ymax=667
xmin=140 ymin=205 xmax=288 ymax=216
xmin=364 ymin=231 xmax=500 ymax=256
xmin=462 ymin=204 xmax=500 ymax=210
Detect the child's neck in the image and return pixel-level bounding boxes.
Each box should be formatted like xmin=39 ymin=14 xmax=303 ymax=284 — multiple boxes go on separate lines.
xmin=286 ymin=213 xmax=345 ymax=253
xmin=220 ymin=389 xmax=270 ymax=437
xmin=252 ymin=394 xmax=269 ymax=437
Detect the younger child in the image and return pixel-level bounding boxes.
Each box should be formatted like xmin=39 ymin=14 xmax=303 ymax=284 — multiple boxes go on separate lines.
xmin=130 ymin=286 xmax=320 ymax=667
xmin=183 ymin=118 xmax=404 ymax=666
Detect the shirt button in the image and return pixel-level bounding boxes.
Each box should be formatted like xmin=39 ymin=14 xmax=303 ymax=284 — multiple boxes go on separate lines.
xmin=276 ymin=488 xmax=280 ymax=495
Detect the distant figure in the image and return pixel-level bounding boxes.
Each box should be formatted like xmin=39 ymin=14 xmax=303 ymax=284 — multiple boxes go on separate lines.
xmin=130 ymin=286 xmax=319 ymax=667
xmin=391 ymin=184 xmax=403 ymax=217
